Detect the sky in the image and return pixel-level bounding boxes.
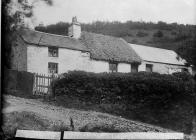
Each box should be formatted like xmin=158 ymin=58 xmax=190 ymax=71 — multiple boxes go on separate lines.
xmin=30 ymin=0 xmax=196 ymax=26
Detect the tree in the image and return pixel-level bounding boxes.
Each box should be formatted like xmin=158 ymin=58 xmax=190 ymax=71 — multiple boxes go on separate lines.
xmin=177 ymin=38 xmax=196 ymax=66
xmin=153 ymin=30 xmax=164 ymax=38
xmin=136 ymin=31 xmax=148 ymax=37
xmin=2 ymin=0 xmax=53 ymax=68
xmin=35 ymin=22 xmax=70 ymax=36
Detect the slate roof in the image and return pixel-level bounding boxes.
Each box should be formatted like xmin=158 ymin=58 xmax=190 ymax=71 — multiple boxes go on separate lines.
xmin=18 ymin=29 xmax=88 ymax=52
xmin=19 ymin=29 xmax=141 ymax=63
xmin=129 ymin=43 xmax=187 ymax=66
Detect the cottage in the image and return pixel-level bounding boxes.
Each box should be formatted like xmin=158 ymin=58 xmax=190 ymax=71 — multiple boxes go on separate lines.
xmin=129 ymin=43 xmax=192 ymax=74
xmin=11 ymin=17 xmax=141 ymax=74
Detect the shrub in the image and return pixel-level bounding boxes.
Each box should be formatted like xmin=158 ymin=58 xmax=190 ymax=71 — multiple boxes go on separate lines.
xmin=171 ymin=31 xmax=177 ymax=35
xmin=131 ymin=39 xmax=138 ymax=44
xmin=174 ymin=33 xmax=191 ymax=41
xmin=53 ymin=71 xmax=195 ymax=133
xmin=153 ymin=30 xmax=164 ymax=38
xmin=136 ymin=31 xmax=148 ymax=37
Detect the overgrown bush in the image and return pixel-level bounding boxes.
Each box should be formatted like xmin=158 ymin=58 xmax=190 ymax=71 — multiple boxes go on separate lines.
xmin=136 ymin=31 xmax=148 ymax=37
xmin=53 ymin=71 xmax=195 ymax=134
xmin=153 ymin=30 xmax=164 ymax=38
xmin=174 ymin=33 xmax=191 ymax=41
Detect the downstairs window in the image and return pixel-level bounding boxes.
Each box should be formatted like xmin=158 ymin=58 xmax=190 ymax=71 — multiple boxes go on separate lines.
xmin=131 ymin=64 xmax=138 ymax=72
xmin=146 ymin=64 xmax=153 ymax=72
xmin=48 ymin=62 xmax=58 ymax=74
xmin=109 ymin=62 xmax=118 ymax=72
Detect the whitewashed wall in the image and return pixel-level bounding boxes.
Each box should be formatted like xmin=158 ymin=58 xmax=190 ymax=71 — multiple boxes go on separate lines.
xmin=118 ymin=63 xmax=131 ymax=73
xmin=27 ymin=45 xmax=191 ymax=75
xmin=90 ymin=60 xmax=109 ymax=73
xmin=27 ymin=45 xmax=110 ymax=74
xmin=138 ymin=61 xmax=188 ymax=74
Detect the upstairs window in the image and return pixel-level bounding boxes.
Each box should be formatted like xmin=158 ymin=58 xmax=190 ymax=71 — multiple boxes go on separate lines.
xmin=146 ymin=64 xmax=153 ymax=72
xmin=109 ymin=62 xmax=118 ymax=72
xmin=131 ymin=64 xmax=138 ymax=72
xmin=48 ymin=47 xmax=58 ymax=57
xmin=48 ymin=62 xmax=58 ymax=74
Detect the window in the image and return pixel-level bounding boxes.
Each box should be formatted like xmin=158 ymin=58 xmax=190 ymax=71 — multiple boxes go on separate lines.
xmin=131 ymin=64 xmax=138 ymax=72
xmin=109 ymin=62 xmax=118 ymax=72
xmin=182 ymin=68 xmax=188 ymax=72
xmin=81 ymin=52 xmax=89 ymax=57
xmin=48 ymin=62 xmax=58 ymax=74
xmin=146 ymin=64 xmax=153 ymax=72
xmin=48 ymin=47 xmax=58 ymax=57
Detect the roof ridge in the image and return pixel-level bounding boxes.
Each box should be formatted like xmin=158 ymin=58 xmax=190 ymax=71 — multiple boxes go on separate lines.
xmin=129 ymin=43 xmax=175 ymax=52
xmin=23 ymin=28 xmax=75 ymax=39
xmin=82 ymin=31 xmax=120 ymax=39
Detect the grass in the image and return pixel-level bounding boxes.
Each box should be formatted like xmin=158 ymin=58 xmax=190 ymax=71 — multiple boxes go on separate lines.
xmin=2 ymin=95 xmax=171 ymax=139
xmin=45 ymin=94 xmax=194 ymax=134
xmin=3 ymin=90 xmax=195 ymax=136
xmin=80 ymin=123 xmax=126 ymax=132
xmin=2 ymin=111 xmax=71 ymax=139
xmin=4 ymin=89 xmax=39 ymax=99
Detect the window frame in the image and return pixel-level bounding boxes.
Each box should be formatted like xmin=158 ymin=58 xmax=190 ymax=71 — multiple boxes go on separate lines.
xmin=48 ymin=47 xmax=59 ymax=57
xmin=48 ymin=62 xmax=58 ymax=74
xmin=109 ymin=62 xmax=118 ymax=73
xmin=182 ymin=68 xmax=188 ymax=72
xmin=131 ymin=63 xmax=138 ymax=72
xmin=146 ymin=64 xmax=153 ymax=72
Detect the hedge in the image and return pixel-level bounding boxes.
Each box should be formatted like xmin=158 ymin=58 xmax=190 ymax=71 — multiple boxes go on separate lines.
xmin=53 ymin=71 xmax=196 ymax=133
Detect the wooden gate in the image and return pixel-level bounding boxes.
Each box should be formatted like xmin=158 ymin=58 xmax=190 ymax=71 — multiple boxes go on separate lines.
xmin=33 ymin=73 xmax=58 ymax=96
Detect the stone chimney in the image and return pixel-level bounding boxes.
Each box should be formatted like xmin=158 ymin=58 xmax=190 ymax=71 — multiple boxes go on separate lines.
xmin=68 ymin=16 xmax=81 ymax=39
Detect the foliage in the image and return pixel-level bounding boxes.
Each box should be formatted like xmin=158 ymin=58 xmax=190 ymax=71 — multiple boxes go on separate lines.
xmin=174 ymin=32 xmax=191 ymax=41
xmin=3 ymin=111 xmax=70 ymax=139
xmin=136 ymin=31 xmax=148 ymax=37
xmin=53 ymin=71 xmax=195 ymax=133
xmin=2 ymin=0 xmax=53 ymax=68
xmin=153 ymin=30 xmax=164 ymax=38
xmin=35 ymin=22 xmax=70 ymax=36
xmin=176 ymin=35 xmax=196 ymax=66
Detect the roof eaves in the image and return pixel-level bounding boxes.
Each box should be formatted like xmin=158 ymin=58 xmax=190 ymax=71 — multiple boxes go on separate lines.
xmin=18 ymin=33 xmax=89 ymax=52
xmin=143 ymin=60 xmax=186 ymax=66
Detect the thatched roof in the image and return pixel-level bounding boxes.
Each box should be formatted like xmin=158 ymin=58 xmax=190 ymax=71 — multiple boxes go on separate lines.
xmin=19 ymin=29 xmax=141 ymax=63
xmin=19 ymin=29 xmax=88 ymax=52
xmin=80 ymin=32 xmax=141 ymax=63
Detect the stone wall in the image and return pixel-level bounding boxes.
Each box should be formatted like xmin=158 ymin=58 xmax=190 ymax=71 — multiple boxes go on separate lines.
xmin=4 ymin=69 xmax=34 ymax=95
xmin=11 ymin=36 xmax=27 ymax=71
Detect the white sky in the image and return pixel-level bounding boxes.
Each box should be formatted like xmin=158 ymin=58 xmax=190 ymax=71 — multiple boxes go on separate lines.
xmin=31 ymin=0 xmax=196 ymax=26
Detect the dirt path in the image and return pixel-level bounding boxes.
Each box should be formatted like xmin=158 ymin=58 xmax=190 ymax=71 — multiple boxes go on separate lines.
xmin=2 ymin=95 xmax=173 ymax=132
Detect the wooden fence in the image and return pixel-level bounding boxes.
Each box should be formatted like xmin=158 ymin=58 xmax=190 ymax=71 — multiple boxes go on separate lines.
xmin=33 ymin=73 xmax=58 ymax=96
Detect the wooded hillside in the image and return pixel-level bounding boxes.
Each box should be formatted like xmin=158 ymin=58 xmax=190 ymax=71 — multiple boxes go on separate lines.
xmin=35 ymin=21 xmax=196 ymax=66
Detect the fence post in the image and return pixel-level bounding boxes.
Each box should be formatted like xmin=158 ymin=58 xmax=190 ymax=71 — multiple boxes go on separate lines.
xmin=51 ymin=74 xmax=55 ymax=99
xmin=32 ymin=73 xmax=36 ymax=95
xmin=48 ymin=74 xmax=54 ymax=100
